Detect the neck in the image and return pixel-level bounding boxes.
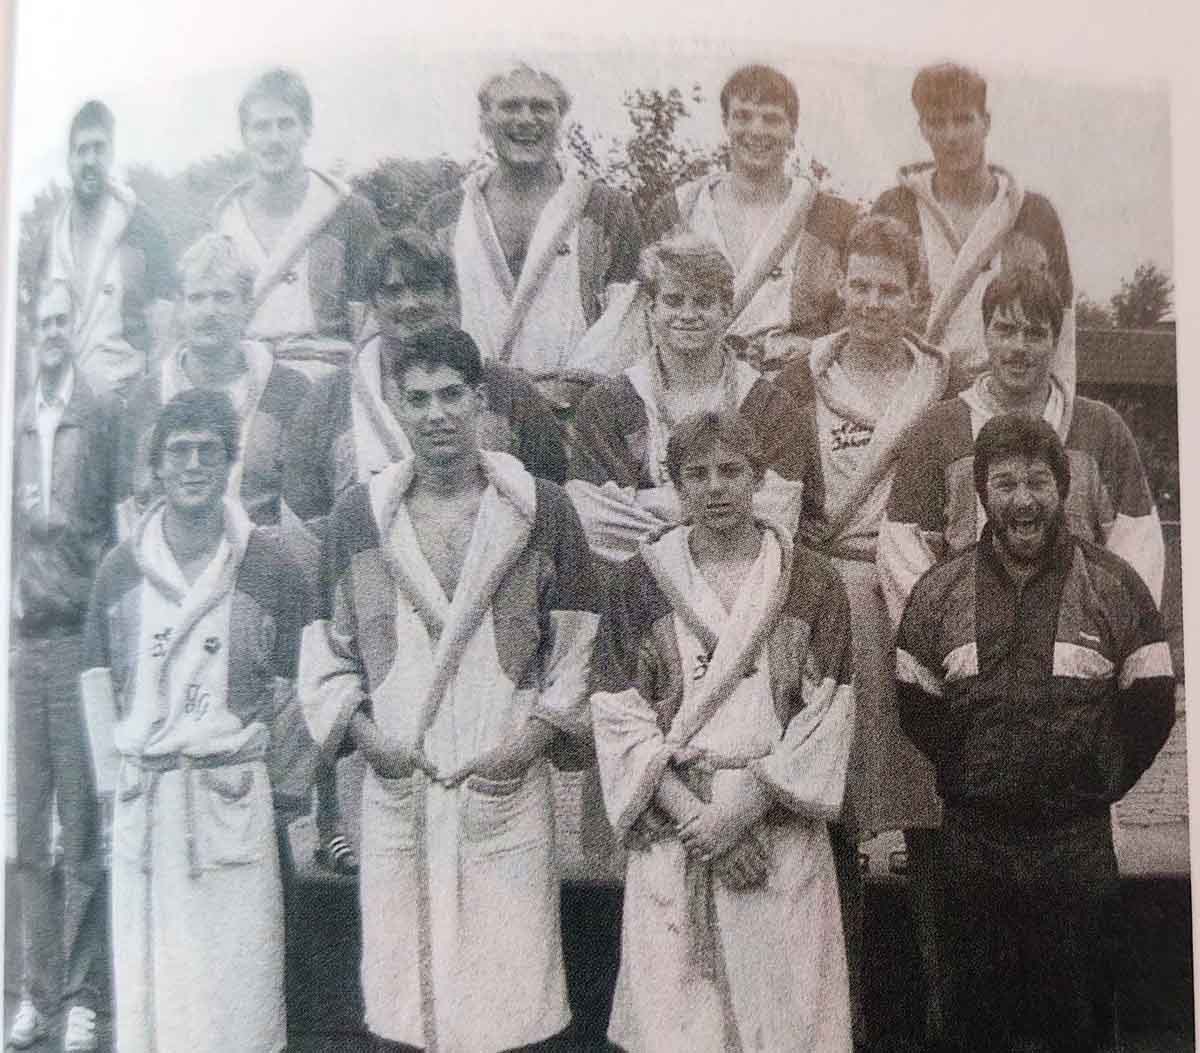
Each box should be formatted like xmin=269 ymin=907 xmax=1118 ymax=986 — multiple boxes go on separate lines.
xmin=163 ymin=502 xmax=225 ymax=563
xmin=728 ymin=164 xmax=789 ymax=203
xmin=843 ymin=334 xmax=911 ymax=376
xmin=690 ymin=518 xmax=763 ymax=564
xmin=932 ymin=163 xmax=993 ymax=206
xmin=492 ymin=159 xmax=561 ymax=196
xmin=250 ymin=167 xmax=308 ymax=210
xmin=412 ymin=456 xmax=487 ymax=498
xmin=659 ymin=343 xmax=726 ymax=390
xmin=989 ymin=377 xmax=1052 ymax=418
xmin=184 ymin=345 xmax=246 ymax=387
xmin=73 ymin=192 xmax=105 ymax=220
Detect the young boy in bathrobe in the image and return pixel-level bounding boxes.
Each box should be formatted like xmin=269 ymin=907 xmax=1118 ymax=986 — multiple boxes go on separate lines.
xmin=591 ymin=408 xmax=856 ymax=1052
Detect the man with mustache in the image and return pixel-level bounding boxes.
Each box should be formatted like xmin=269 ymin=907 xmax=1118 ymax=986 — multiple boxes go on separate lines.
xmin=894 ymin=413 xmax=1174 ymax=1052
xmin=877 ymin=267 xmax=1163 ymax=1046
xmin=881 ymin=267 xmax=1164 ymax=618
xmin=113 ymin=234 xmax=311 ymax=537
xmin=421 ymin=63 xmax=642 ymax=400
xmin=282 ymin=229 xmax=569 ymax=877
xmin=37 ymin=100 xmax=175 ymax=400
xmin=10 ymin=279 xmax=118 ymax=1052
xmin=214 ymin=68 xmax=381 ymax=378
xmin=872 ymin=62 xmax=1074 ymax=397
xmin=298 ymin=324 xmax=598 ymax=1051
xmin=644 ymin=64 xmax=857 ymax=371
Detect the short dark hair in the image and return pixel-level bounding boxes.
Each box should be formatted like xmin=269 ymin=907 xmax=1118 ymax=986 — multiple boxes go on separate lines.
xmin=365 ymin=228 xmax=457 ymax=303
xmin=389 ymin=325 xmax=483 ymax=390
xmin=845 ymin=214 xmax=921 ymax=288
xmin=69 ymin=100 xmax=114 ymax=150
xmin=149 ymin=389 xmax=241 ymax=469
xmin=720 ymin=65 xmax=799 ymax=129
xmin=981 ymin=267 xmax=1064 ymax=342
xmin=665 ymin=410 xmax=766 ymax=488
xmin=911 ymin=62 xmax=988 ymax=116
xmin=973 ymin=413 xmax=1070 ymax=503
xmin=239 ymin=68 xmax=313 ymax=133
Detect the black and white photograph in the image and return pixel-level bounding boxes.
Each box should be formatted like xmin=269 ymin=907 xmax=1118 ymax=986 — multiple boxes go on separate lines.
xmin=0 ymin=3 xmax=1192 ymax=1051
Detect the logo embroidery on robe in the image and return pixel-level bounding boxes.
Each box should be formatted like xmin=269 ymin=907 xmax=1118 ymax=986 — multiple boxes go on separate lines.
xmin=151 ymin=627 xmax=174 ymax=657
xmin=694 ymin=653 xmax=712 ymax=681
xmin=830 ymin=420 xmax=873 ymax=452
xmin=184 ymin=682 xmax=211 ymax=719
xmin=203 ymin=636 xmax=221 ymax=654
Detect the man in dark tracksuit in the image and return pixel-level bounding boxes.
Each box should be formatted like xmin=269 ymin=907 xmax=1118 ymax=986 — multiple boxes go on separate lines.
xmin=895 ymin=413 xmax=1175 ymax=1053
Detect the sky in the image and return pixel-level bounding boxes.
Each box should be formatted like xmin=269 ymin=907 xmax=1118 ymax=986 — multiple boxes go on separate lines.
xmin=6 ymin=4 xmax=1174 ymax=306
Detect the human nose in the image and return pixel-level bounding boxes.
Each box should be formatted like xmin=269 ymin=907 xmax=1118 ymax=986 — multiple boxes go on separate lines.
xmin=425 ymin=395 xmax=448 ymax=422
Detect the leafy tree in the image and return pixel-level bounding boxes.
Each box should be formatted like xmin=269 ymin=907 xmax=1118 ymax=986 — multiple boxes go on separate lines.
xmin=564 ymin=85 xmax=725 ymax=219
xmin=1110 ymin=261 xmax=1173 ymax=329
xmin=350 ymin=156 xmax=466 ymax=230
xmin=1075 ymin=294 xmax=1113 ymax=329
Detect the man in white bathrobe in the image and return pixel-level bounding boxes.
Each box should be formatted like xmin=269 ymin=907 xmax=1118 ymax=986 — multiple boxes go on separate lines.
xmin=298 ymin=325 xmax=600 ymax=1051
xmin=82 ymin=388 xmax=306 ymax=1053
xmin=421 ymin=63 xmax=642 ymax=400
xmin=591 ymin=409 xmax=856 ymax=1052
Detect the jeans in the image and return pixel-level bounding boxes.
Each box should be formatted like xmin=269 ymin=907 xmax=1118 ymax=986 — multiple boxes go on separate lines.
xmin=12 ymin=630 xmax=108 ymax=1014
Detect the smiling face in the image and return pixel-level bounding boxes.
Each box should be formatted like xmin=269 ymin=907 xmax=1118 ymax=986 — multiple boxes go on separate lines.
xmin=242 ymin=97 xmax=309 ymax=182
xmin=35 ymin=284 xmax=74 ymax=377
xmin=984 ymin=453 xmax=1063 ymax=567
xmin=985 ymin=301 xmax=1055 ymax=406
xmin=157 ymin=427 xmax=232 ymax=516
xmin=843 ymin=252 xmax=913 ymax=352
xmin=676 ymin=442 xmax=760 ymax=538
xmin=393 ymin=364 xmax=483 ymax=469
xmin=481 ymin=70 xmax=563 ymax=170
xmin=374 ymin=258 xmax=459 ymax=343
xmin=68 ymin=126 xmax=112 ymax=205
xmin=648 ymin=269 xmax=732 ymax=359
xmin=723 ymin=94 xmax=794 ymax=178
xmin=919 ymin=102 xmax=990 ymax=177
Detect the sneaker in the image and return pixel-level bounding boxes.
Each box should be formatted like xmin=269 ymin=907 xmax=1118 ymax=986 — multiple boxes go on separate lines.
xmin=8 ymin=1000 xmax=48 ymax=1048
xmin=314 ymin=834 xmax=359 ymax=876
xmin=63 ymin=1005 xmax=98 ymax=1052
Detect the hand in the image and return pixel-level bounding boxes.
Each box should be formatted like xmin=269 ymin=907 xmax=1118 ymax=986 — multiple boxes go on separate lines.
xmin=627 ymin=806 xmax=674 ymax=851
xmin=677 ymin=800 xmax=754 ymax=862
xmin=364 ymin=735 xmax=437 ymax=781
xmin=712 ymin=830 xmax=769 ymax=891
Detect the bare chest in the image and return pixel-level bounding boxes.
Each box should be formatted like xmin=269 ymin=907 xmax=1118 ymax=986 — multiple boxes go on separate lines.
xmin=484 ymin=184 xmax=555 ymax=280
xmin=699 ymin=557 xmax=758 ymax=612
xmin=939 ymin=198 xmax=986 ymax=246
xmin=713 ymin=188 xmax=779 ymax=269
xmin=407 ymin=493 xmax=484 ymax=598
xmin=241 ymin=199 xmax=294 ymax=256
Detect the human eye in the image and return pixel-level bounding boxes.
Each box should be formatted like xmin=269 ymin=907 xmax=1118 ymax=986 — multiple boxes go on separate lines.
xmin=186 ymin=292 xmax=205 ymax=306
xmin=662 ymin=293 xmax=685 ymax=309
xmin=214 ymin=291 xmax=235 ymax=305
xmin=440 ymin=386 xmax=467 ymax=403
xmin=407 ymin=392 xmax=431 ymax=408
